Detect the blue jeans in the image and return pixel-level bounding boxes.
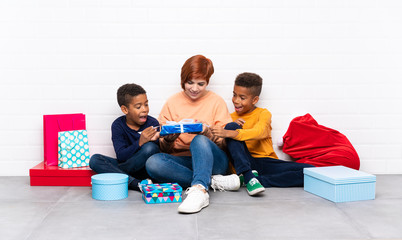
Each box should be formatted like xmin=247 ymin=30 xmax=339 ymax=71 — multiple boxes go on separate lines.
xmin=145 ymin=135 xmax=229 ymax=190
xmin=89 ymin=142 xmax=160 ymax=185
xmin=225 ymin=122 xmax=315 ymax=187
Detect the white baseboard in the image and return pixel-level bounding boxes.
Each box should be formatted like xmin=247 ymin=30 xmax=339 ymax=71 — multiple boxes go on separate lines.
xmin=0 ymin=161 xmax=42 ymax=176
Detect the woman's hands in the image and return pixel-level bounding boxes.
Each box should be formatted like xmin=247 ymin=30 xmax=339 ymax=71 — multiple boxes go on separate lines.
xmin=193 ymin=119 xmax=241 ymax=139
xmin=162 ymin=133 xmax=180 ymax=143
xmin=139 ymin=126 xmax=159 ymax=146
xmin=195 ymin=120 xmax=210 ymax=134
xmin=158 ymin=119 xmax=242 ymax=141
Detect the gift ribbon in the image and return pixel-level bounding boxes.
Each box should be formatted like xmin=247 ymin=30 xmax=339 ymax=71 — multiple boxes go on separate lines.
xmin=165 ymin=119 xmax=194 ymax=133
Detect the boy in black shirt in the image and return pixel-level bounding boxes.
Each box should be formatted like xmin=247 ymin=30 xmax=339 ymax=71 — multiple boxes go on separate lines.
xmin=89 ymin=83 xmax=160 ymax=190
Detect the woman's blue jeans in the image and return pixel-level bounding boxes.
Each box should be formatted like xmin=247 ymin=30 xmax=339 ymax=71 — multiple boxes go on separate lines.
xmin=146 ymin=135 xmax=229 ymax=190
xmin=89 ymin=142 xmax=160 ymax=185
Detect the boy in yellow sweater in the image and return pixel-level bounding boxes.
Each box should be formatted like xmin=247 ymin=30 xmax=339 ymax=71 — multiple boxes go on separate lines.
xmin=212 ymin=73 xmax=314 ymax=195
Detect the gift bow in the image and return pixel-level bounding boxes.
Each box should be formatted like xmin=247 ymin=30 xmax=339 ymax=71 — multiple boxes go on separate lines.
xmin=165 ymin=119 xmax=195 ymax=133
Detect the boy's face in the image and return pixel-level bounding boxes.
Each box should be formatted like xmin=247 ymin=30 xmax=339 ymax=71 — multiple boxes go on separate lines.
xmin=121 ymin=93 xmax=149 ymax=129
xmin=183 ymin=78 xmax=208 ymax=101
xmin=232 ymin=85 xmax=259 ymax=115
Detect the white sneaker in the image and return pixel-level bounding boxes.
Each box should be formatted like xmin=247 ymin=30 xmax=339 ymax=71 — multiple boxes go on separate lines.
xmin=178 ymin=185 xmax=209 ymax=214
xmin=211 ymin=174 xmax=241 ymax=192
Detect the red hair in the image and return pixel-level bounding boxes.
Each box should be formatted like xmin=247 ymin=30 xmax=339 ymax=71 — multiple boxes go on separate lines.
xmin=180 ymin=55 xmax=214 ymax=89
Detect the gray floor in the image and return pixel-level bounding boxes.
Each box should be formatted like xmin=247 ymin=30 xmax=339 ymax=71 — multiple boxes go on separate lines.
xmin=1 ymin=176 xmax=402 ymax=240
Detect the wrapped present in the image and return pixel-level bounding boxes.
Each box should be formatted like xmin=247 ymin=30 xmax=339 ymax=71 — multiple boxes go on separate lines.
xmin=141 ymin=183 xmax=182 ymax=204
xmin=58 ymin=130 xmax=90 ymax=169
xmin=160 ymin=119 xmax=203 ymax=136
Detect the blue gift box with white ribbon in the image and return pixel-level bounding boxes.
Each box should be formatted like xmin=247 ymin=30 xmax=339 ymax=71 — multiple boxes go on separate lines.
xmin=91 ymin=173 xmax=128 ymax=201
xmin=304 ymin=166 xmax=376 ymax=203
xmin=160 ymin=119 xmax=203 ymax=136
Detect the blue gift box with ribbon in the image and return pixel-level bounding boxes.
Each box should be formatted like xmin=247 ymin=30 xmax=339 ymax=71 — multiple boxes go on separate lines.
xmin=160 ymin=119 xmax=203 ymax=136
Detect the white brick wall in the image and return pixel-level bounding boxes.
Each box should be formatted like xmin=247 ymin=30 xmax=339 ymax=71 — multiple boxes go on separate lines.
xmin=1 ymin=0 xmax=401 ymax=175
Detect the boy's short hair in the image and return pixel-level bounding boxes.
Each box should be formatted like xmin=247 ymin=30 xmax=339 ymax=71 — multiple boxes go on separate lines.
xmin=234 ymin=72 xmax=263 ymax=97
xmin=180 ymin=55 xmax=214 ymax=89
xmin=117 ymin=83 xmax=146 ymax=107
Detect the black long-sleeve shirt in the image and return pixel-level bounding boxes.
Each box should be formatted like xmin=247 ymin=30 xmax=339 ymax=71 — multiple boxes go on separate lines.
xmin=111 ymin=115 xmax=159 ymax=163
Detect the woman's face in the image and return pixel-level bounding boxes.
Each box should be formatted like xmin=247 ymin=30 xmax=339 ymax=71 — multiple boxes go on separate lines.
xmin=183 ymin=78 xmax=208 ymax=101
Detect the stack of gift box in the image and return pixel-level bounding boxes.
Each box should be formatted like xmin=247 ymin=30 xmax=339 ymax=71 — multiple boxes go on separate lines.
xmin=29 ymin=113 xmax=95 ymax=186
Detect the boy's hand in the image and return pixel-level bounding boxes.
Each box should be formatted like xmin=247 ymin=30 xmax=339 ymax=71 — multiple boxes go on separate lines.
xmin=162 ymin=133 xmax=180 ymax=143
xmin=235 ymin=118 xmax=245 ymax=128
xmin=211 ymin=126 xmax=238 ymax=139
xmin=150 ymin=132 xmax=160 ymax=141
xmin=139 ymin=126 xmax=158 ymax=146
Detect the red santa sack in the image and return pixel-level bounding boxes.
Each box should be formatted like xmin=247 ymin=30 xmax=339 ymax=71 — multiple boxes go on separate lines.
xmin=282 ymin=113 xmax=360 ymax=170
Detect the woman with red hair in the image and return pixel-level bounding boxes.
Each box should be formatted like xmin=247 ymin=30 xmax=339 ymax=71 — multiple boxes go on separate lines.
xmin=146 ymin=55 xmax=238 ymax=213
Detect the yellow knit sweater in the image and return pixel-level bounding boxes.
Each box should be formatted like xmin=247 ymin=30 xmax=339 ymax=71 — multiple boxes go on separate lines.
xmin=231 ymin=107 xmax=278 ymax=159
